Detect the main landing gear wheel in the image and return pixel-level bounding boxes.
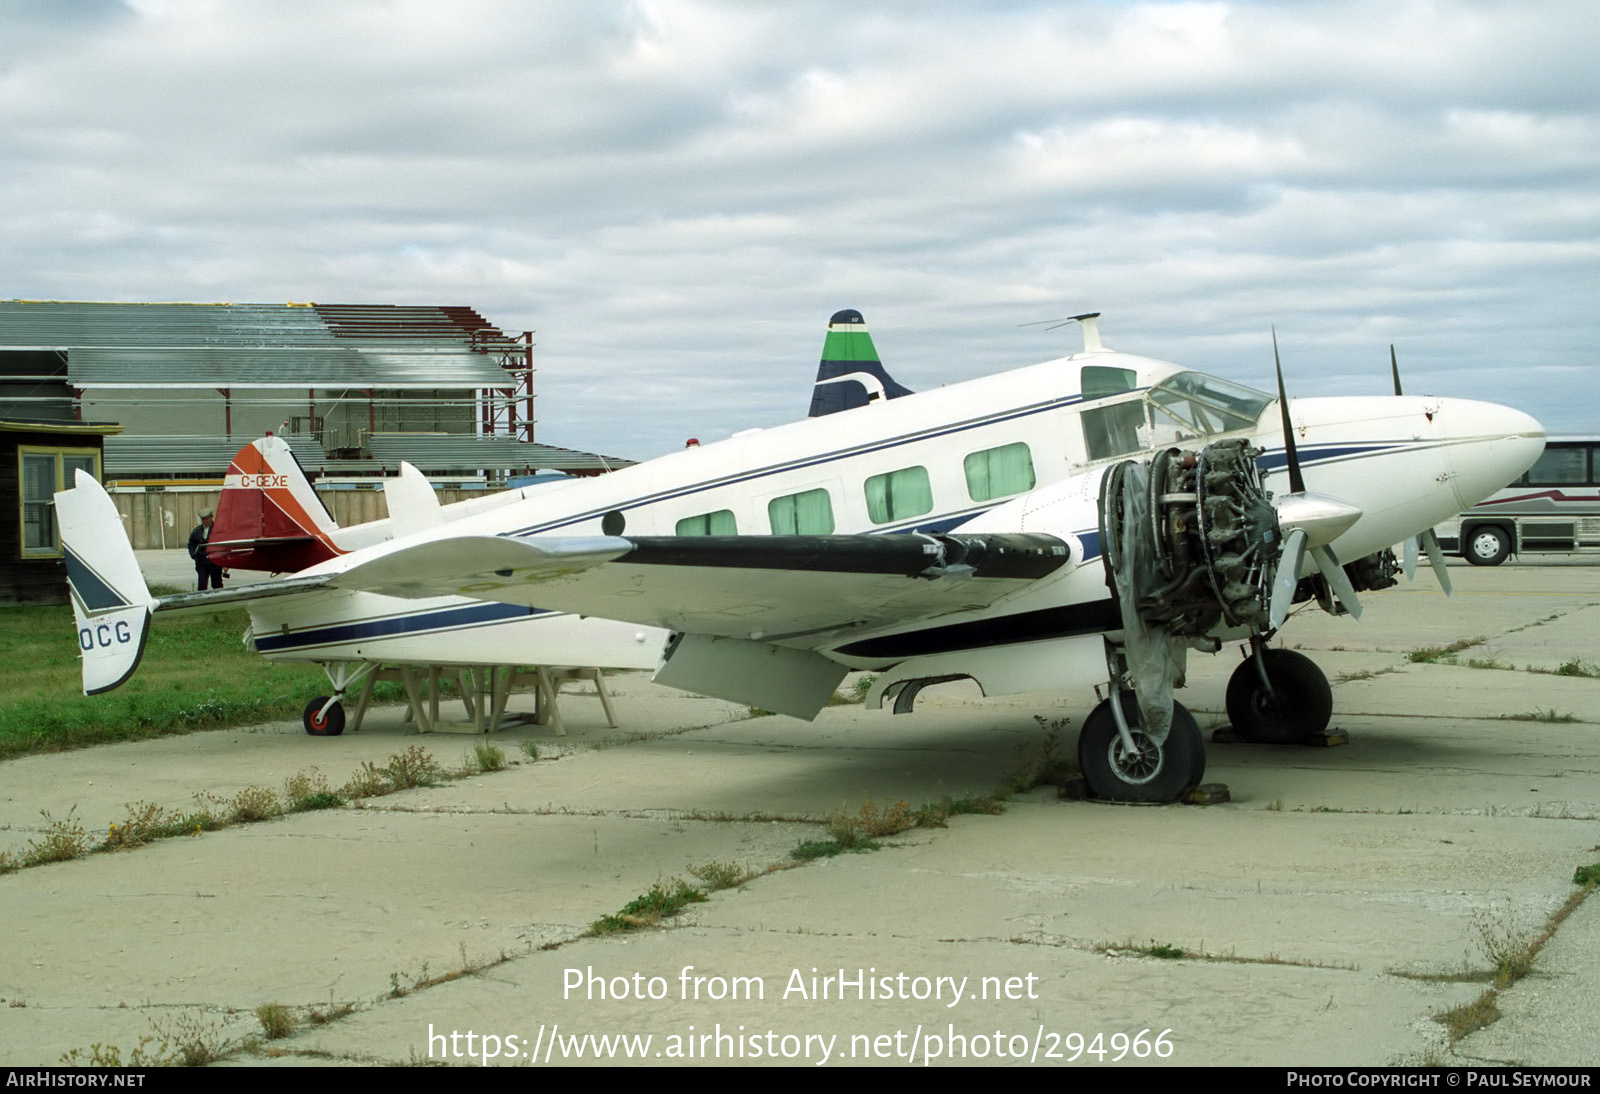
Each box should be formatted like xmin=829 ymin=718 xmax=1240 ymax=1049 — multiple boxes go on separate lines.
xmin=303 ymin=696 xmax=346 ymax=737
xmin=1077 ymin=694 xmax=1205 ymax=803
xmin=1465 ymin=525 xmax=1510 ymax=567
xmin=1225 ymin=649 xmax=1332 ymax=744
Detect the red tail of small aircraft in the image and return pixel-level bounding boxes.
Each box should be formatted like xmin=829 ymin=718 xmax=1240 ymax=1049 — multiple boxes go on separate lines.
xmin=208 ymin=437 xmax=344 ymax=573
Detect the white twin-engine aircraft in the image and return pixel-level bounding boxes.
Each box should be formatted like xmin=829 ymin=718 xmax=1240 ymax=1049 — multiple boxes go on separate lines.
xmin=56 ymin=311 xmax=1543 ymax=802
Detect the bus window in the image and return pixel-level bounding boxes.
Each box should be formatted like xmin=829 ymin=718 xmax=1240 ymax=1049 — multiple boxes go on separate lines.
xmin=768 ymin=489 xmax=834 ymax=534
xmin=864 ymin=466 xmax=933 ymax=524
xmin=675 ymin=509 xmax=737 ymax=536
xmin=965 ymin=443 xmax=1035 ymax=502
xmin=1524 ymin=447 xmax=1588 ymax=484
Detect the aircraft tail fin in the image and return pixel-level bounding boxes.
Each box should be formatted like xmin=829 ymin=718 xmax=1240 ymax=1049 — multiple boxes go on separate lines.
xmin=56 ymin=470 xmax=155 ymax=695
xmin=210 ymin=436 xmax=343 ymax=572
xmin=807 ymin=309 xmax=913 ymax=417
xmin=384 ymin=462 xmax=445 ymax=538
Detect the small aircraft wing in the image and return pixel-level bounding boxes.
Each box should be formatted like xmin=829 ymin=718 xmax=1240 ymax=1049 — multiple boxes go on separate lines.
xmin=331 ymin=531 xmax=1077 ymax=647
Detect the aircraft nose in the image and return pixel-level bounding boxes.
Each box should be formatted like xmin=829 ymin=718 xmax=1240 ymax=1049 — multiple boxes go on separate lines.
xmin=1440 ymin=400 xmax=1545 ymax=510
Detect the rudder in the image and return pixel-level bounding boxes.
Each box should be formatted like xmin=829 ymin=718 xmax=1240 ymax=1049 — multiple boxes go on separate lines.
xmin=807 ymin=309 xmax=914 ymax=417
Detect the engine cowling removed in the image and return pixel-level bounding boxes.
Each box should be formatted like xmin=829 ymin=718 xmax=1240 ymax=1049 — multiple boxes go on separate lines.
xmin=1100 ymin=438 xmax=1283 ymax=638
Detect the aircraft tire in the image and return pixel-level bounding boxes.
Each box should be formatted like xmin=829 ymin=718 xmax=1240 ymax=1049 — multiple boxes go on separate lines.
xmin=1225 ymin=649 xmax=1332 ymax=744
xmin=1077 ymin=694 xmax=1205 ymax=803
xmin=303 ymin=697 xmax=346 ymax=737
xmin=1464 ymin=525 xmax=1510 ymax=567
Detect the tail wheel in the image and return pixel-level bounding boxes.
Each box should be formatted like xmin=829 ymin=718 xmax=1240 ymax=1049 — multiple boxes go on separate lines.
xmin=303 ymin=696 xmax=346 ymax=737
xmin=1077 ymin=694 xmax=1205 ymax=803
xmin=1225 ymin=649 xmax=1332 ymax=744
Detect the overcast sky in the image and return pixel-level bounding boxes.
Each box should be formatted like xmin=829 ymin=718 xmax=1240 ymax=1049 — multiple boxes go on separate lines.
xmin=4 ymin=0 xmax=1596 ymax=459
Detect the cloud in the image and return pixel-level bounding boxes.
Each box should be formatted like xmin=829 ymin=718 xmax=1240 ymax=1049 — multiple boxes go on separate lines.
xmin=2 ymin=0 xmax=1595 ymax=456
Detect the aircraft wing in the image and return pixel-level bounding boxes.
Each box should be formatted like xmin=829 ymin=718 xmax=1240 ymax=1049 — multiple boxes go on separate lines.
xmin=330 ymin=531 xmax=1078 ymax=647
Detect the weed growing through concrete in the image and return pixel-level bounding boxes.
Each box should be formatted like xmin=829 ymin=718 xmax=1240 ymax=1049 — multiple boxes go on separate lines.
xmin=227 ymin=785 xmax=284 ymax=824
xmin=341 ymin=761 xmax=393 ymax=800
xmin=1010 ymin=716 xmax=1078 ymax=792
xmin=103 ymin=801 xmax=180 ymax=849
xmin=147 ymin=1010 xmax=232 ymax=1067
xmin=284 ymin=768 xmax=343 ymax=811
xmin=471 ymin=741 xmax=507 ymax=773
xmin=22 ymin=808 xmax=90 ymax=866
xmin=255 ymin=1003 xmax=296 ymax=1040
xmin=1472 ymin=910 xmax=1536 ymax=988
xmin=1494 ymin=709 xmax=1580 ymax=723
xmin=688 ymin=860 xmax=748 ymax=890
xmin=386 ymin=745 xmax=443 ymax=789
xmin=60 ymin=1036 xmax=170 ymax=1067
xmin=589 ymin=880 xmax=708 ymax=935
xmin=519 ymin=739 xmax=540 ymax=762
xmin=1407 ymin=637 xmax=1486 ymax=664
xmin=1547 ymin=659 xmax=1600 ymax=679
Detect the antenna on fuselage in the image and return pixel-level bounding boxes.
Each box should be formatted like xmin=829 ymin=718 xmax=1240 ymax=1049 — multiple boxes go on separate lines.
xmin=1019 ymin=311 xmax=1104 ymax=353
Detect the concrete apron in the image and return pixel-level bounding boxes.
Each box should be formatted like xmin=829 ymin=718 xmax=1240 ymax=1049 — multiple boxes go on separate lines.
xmin=1 ymin=560 xmax=1597 ymax=1066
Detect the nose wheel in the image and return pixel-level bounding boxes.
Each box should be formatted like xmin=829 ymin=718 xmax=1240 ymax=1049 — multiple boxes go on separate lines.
xmin=1078 ymin=693 xmax=1205 ymax=802
xmin=1225 ymin=647 xmax=1332 ymax=744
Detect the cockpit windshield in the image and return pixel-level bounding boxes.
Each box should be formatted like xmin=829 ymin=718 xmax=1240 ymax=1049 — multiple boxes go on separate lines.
xmin=1148 ymin=371 xmax=1271 ymax=438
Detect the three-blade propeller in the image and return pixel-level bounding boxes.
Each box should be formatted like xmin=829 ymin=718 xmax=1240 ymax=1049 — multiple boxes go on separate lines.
xmin=1266 ymin=329 xmax=1366 ymax=629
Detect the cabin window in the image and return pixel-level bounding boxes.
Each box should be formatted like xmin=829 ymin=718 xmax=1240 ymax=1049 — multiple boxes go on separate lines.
xmin=964 ymin=443 xmax=1036 ymax=502
xmin=768 ymin=488 xmax=835 ymax=534
xmin=675 ymin=509 xmax=738 ymax=536
xmin=864 ymin=466 xmax=933 ymax=524
xmin=19 ymin=447 xmax=100 ymax=558
xmin=1081 ymin=399 xmax=1149 ymax=461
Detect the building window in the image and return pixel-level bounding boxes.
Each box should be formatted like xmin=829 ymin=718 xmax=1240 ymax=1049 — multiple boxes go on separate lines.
xmin=964 ymin=443 xmax=1035 ymax=502
xmin=20 ymin=447 xmax=101 ymax=558
xmin=768 ymin=488 xmax=835 ymax=534
xmin=864 ymin=465 xmax=933 ymax=524
xmin=675 ymin=509 xmax=737 ymax=536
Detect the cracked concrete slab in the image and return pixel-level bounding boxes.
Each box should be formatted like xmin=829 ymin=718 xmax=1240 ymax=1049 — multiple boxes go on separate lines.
xmin=2 ymin=558 xmax=1598 ymax=1067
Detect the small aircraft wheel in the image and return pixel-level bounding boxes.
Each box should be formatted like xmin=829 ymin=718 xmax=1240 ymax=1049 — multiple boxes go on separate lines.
xmin=303 ymin=697 xmax=346 ymax=737
xmin=1077 ymin=694 xmax=1205 ymax=803
xmin=1465 ymin=525 xmax=1510 ymax=567
xmin=1225 ymin=649 xmax=1332 ymax=744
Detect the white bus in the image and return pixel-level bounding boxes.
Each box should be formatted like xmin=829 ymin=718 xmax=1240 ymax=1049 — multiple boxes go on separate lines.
xmin=1439 ymin=436 xmax=1600 ymax=565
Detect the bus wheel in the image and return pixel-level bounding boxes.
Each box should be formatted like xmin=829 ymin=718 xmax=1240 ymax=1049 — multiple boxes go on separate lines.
xmin=1466 ymin=526 xmax=1510 ymax=567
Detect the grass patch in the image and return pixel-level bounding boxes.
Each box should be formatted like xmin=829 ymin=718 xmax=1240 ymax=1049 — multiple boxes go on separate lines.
xmin=519 ymin=739 xmax=540 ymax=762
xmin=0 ymin=603 xmax=339 ymax=760
xmin=589 ymin=880 xmax=708 ymax=935
xmin=1526 ymin=658 xmax=1600 ymax=679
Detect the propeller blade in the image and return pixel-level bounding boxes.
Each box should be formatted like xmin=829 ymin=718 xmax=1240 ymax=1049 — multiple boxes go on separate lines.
xmin=1270 ymin=527 xmax=1308 ymax=630
xmin=1310 ymin=544 xmax=1364 ymax=620
xmin=1421 ymin=528 xmax=1454 ymax=596
xmin=1273 ymin=328 xmax=1306 ymax=495
xmin=1402 ymin=535 xmax=1419 ymax=580
xmin=1391 ymin=344 xmax=1403 ymax=396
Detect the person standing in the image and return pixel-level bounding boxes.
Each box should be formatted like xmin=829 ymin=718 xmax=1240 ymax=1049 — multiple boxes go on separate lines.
xmin=188 ymin=508 xmax=224 ymax=591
